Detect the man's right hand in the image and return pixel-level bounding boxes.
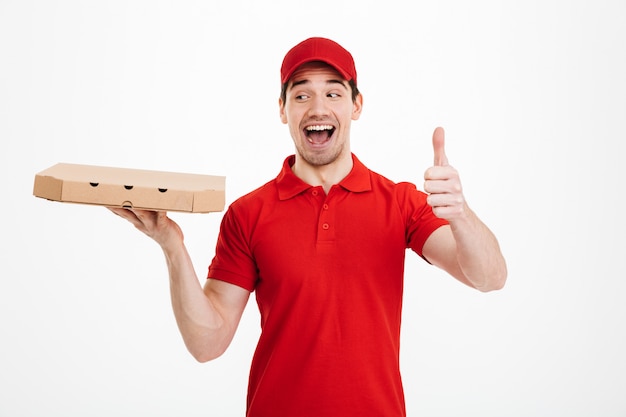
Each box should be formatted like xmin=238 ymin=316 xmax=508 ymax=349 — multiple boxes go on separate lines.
xmin=108 ymin=208 xmax=184 ymax=251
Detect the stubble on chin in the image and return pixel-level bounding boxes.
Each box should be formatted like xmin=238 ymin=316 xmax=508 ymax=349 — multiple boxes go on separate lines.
xmin=297 ymin=143 xmax=345 ymax=167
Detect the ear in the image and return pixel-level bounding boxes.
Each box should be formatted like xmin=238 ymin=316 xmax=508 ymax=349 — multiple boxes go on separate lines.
xmin=351 ymin=93 xmax=363 ymax=121
xmin=279 ymin=97 xmax=288 ymax=124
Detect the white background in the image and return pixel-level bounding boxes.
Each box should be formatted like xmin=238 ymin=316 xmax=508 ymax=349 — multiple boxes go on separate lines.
xmin=1 ymin=0 xmax=625 ymax=416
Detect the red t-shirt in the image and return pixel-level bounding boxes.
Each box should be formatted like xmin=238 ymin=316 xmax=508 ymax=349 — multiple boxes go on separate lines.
xmin=208 ymin=154 xmax=447 ymax=417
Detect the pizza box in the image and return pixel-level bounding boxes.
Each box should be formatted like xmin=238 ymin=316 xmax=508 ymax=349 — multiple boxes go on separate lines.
xmin=33 ymin=163 xmax=225 ymax=213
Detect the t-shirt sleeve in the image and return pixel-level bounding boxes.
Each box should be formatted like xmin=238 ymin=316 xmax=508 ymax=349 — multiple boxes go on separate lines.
xmin=207 ymin=205 xmax=258 ymax=292
xmin=397 ymin=182 xmax=449 ymax=258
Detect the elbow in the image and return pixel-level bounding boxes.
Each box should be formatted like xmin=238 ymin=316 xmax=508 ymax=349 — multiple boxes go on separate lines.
xmin=185 ymin=335 xmax=231 ymax=363
xmin=181 ymin=318 xmax=237 ymax=363
xmin=477 ymin=276 xmax=506 ymax=292
xmin=476 ymin=264 xmax=508 ymax=293
xmin=193 ymin=351 xmax=223 ymax=363
xmin=190 ymin=344 xmax=227 ymax=363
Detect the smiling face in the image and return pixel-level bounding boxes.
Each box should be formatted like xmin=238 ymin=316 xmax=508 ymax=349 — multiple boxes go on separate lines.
xmin=279 ymin=62 xmax=362 ymax=172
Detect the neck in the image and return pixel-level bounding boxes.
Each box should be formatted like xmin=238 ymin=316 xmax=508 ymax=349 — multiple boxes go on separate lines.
xmin=292 ymin=152 xmax=353 ymax=194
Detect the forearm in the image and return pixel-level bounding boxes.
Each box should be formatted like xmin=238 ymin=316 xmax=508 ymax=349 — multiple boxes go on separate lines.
xmin=108 ymin=208 xmax=237 ymax=360
xmin=449 ymin=205 xmax=507 ymax=292
xmin=163 ymin=244 xmax=230 ymax=362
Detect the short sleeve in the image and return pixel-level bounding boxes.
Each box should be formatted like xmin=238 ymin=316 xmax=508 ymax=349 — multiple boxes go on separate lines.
xmin=207 ymin=205 xmax=258 ymax=292
xmin=396 ymin=182 xmax=448 ymax=258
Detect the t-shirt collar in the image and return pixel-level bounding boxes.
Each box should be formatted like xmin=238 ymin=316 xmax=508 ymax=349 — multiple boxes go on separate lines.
xmin=276 ymin=154 xmax=372 ymax=200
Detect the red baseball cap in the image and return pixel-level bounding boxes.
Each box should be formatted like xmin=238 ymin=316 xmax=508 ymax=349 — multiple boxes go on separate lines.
xmin=280 ymin=37 xmax=357 ymax=85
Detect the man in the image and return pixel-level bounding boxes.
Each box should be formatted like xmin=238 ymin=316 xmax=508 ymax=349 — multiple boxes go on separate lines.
xmin=110 ymin=37 xmax=506 ymax=417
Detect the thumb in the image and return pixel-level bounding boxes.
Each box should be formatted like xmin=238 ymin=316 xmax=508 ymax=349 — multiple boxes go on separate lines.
xmin=432 ymin=126 xmax=448 ymax=166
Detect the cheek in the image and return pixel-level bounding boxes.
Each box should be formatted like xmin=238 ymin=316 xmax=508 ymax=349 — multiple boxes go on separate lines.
xmin=283 ymin=108 xmax=304 ymax=131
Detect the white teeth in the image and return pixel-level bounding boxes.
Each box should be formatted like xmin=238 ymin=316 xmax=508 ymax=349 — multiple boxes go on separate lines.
xmin=306 ymin=125 xmax=333 ymax=131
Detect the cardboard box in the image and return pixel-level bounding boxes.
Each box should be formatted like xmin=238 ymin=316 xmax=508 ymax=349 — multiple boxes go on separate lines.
xmin=33 ymin=163 xmax=225 ymax=213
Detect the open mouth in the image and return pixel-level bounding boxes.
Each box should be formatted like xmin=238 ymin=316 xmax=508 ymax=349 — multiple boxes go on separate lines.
xmin=305 ymin=124 xmax=335 ymax=145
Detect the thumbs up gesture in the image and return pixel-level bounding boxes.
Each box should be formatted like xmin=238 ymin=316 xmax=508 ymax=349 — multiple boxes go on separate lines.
xmin=424 ymin=127 xmax=466 ymax=220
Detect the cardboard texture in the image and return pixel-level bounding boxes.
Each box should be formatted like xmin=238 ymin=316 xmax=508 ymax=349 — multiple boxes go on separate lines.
xmin=33 ymin=163 xmax=225 ymax=213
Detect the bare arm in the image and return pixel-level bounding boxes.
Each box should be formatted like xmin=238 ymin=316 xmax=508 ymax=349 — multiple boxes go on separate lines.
xmin=421 ymin=128 xmax=507 ymax=292
xmin=109 ymin=208 xmax=250 ymax=362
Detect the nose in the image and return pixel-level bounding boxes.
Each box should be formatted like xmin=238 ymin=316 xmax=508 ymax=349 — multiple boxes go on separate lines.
xmin=308 ymin=94 xmax=329 ymax=117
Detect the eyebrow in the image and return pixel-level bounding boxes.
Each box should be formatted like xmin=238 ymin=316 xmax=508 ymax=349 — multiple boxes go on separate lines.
xmin=290 ymin=79 xmax=348 ymax=89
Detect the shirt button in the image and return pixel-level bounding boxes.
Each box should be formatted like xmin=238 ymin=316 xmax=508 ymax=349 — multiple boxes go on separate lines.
xmin=322 ymin=223 xmax=329 ymax=230
xmin=312 ymin=190 xmax=318 ymax=196
xmin=323 ymin=204 xmax=329 ymax=210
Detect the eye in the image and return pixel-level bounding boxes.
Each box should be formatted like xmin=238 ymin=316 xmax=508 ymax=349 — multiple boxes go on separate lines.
xmin=327 ymin=92 xmax=341 ymax=99
xmin=292 ymin=91 xmax=310 ymax=101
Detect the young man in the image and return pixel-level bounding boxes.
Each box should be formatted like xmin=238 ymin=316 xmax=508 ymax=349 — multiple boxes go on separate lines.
xmin=110 ymin=37 xmax=506 ymax=417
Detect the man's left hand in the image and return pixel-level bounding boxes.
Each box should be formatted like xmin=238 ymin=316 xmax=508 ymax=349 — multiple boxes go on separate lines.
xmin=424 ymin=127 xmax=467 ymax=221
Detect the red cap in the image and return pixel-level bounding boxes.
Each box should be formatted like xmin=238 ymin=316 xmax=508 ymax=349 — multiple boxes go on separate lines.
xmin=280 ymin=37 xmax=357 ymax=85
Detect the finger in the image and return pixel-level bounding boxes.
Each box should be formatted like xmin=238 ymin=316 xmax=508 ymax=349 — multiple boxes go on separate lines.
xmin=131 ymin=209 xmax=165 ymax=226
xmin=432 ymin=126 xmax=448 ymax=166
xmin=423 ymin=178 xmax=449 ymax=194
xmin=108 ymin=206 xmax=137 ymax=221
xmin=431 ymin=205 xmax=464 ymax=220
xmin=108 ymin=207 xmax=157 ymax=226
xmin=108 ymin=206 xmax=146 ymax=230
xmin=427 ymin=192 xmax=464 ymax=208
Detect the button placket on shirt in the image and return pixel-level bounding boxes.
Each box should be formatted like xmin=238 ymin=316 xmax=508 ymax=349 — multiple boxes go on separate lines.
xmin=314 ymin=188 xmax=335 ymax=242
